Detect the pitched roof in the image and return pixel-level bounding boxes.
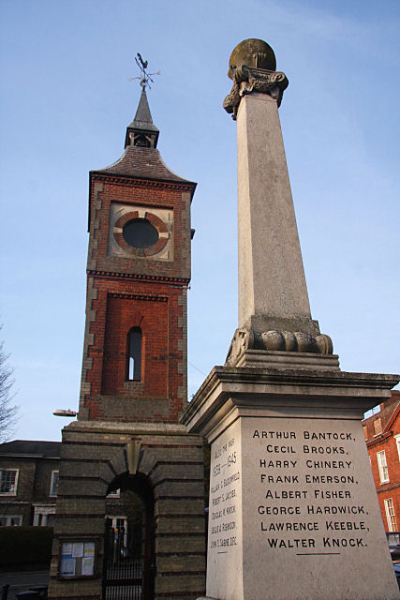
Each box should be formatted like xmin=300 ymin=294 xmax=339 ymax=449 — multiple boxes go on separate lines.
xmin=92 ymin=146 xmax=195 ymax=185
xmin=384 ymin=391 xmax=400 ymax=431
xmin=0 ymin=440 xmax=61 ymax=458
xmin=362 ymin=390 xmax=400 ymax=445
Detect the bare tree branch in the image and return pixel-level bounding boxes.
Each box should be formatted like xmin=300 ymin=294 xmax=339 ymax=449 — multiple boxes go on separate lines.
xmin=0 ymin=330 xmax=18 ymax=442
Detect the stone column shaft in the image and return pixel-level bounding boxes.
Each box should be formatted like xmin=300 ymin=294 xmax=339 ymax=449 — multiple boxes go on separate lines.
xmin=237 ymin=92 xmax=311 ymax=332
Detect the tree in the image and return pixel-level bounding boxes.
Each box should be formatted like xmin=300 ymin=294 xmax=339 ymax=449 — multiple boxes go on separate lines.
xmin=0 ymin=334 xmax=17 ymax=442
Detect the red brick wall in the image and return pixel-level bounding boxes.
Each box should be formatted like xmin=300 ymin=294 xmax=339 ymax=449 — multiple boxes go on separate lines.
xmin=87 ymin=175 xmax=192 ymax=281
xmin=364 ymin=393 xmax=400 ymax=531
xmin=79 ymin=173 xmax=191 ymax=424
xmin=102 ymin=293 xmax=169 ymax=397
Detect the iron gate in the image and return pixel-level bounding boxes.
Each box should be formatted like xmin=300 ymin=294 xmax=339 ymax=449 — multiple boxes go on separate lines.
xmin=102 ymin=522 xmax=151 ymax=600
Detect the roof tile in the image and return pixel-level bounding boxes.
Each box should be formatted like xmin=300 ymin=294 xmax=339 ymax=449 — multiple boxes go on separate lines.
xmin=93 ymin=146 xmax=194 ymax=184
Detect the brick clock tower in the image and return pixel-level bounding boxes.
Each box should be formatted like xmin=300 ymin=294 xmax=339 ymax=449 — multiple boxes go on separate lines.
xmin=48 ymin=79 xmax=206 ymax=600
xmin=80 ymin=88 xmax=194 ymax=424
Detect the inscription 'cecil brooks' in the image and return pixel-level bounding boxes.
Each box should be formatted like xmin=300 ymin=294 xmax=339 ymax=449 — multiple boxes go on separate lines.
xmin=250 ymin=425 xmax=370 ymax=556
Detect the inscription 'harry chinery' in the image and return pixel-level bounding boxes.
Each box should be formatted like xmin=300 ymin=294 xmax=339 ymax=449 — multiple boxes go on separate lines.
xmin=250 ymin=423 xmax=370 ymax=556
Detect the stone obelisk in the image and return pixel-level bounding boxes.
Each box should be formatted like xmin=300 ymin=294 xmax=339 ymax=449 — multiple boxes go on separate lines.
xmin=224 ymin=39 xmax=334 ymax=367
xmin=183 ymin=39 xmax=400 ymax=600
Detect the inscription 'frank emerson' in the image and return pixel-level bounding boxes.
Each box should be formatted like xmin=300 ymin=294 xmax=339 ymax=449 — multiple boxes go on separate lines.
xmin=251 ymin=425 xmax=369 ymax=555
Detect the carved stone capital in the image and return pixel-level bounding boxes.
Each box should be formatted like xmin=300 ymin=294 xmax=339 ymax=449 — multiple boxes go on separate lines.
xmin=226 ymin=327 xmax=333 ymax=366
xmin=224 ymin=66 xmax=289 ymax=119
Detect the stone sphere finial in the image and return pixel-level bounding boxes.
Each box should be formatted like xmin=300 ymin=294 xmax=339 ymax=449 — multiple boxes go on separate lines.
xmin=228 ymin=38 xmax=276 ymax=80
xmin=224 ymin=38 xmax=287 ymax=118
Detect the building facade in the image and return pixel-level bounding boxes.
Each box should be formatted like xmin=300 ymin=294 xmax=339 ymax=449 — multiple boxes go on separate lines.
xmin=0 ymin=440 xmax=60 ymax=527
xmin=363 ymin=391 xmax=400 ymax=533
xmin=47 ymin=87 xmax=206 ymax=600
xmin=0 ymin=441 xmax=140 ymax=534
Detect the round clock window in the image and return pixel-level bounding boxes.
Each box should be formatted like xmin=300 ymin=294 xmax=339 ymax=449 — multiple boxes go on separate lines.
xmin=122 ymin=218 xmax=159 ymax=249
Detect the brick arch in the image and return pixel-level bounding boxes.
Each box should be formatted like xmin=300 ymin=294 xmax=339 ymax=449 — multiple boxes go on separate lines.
xmin=104 ymin=445 xmax=129 ymax=489
xmin=51 ymin=432 xmax=206 ymax=599
xmin=105 ymin=443 xmax=159 ymax=492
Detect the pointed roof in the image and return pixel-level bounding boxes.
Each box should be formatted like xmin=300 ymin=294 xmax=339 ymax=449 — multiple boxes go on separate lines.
xmin=124 ymin=89 xmax=159 ymax=149
xmin=127 ymin=89 xmax=159 ymax=134
xmin=92 ymin=88 xmax=196 ymax=188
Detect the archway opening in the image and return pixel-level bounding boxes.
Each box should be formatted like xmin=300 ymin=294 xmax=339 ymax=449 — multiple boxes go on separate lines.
xmin=103 ymin=473 xmax=154 ymax=600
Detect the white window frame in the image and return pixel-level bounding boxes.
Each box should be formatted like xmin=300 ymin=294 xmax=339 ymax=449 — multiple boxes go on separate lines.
xmin=49 ymin=470 xmax=59 ymax=497
xmin=0 ymin=469 xmax=19 ymax=495
xmin=33 ymin=505 xmax=56 ymax=526
xmin=384 ymin=498 xmax=397 ymax=532
xmin=377 ymin=450 xmax=389 ymax=484
xmin=106 ymin=515 xmax=128 ymax=549
xmin=106 ymin=515 xmax=127 ymax=529
xmin=0 ymin=514 xmax=22 ymax=526
xmin=395 ymin=435 xmax=400 ymax=463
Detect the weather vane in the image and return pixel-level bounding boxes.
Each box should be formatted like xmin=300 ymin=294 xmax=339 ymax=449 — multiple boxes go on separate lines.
xmin=130 ymin=53 xmax=160 ymax=90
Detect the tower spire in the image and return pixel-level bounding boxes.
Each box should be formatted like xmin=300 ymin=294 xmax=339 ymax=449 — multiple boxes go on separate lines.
xmin=125 ymin=88 xmax=159 ymax=149
xmin=125 ymin=54 xmax=160 ymax=148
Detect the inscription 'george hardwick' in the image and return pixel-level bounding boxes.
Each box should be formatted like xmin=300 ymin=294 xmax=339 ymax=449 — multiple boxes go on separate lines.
xmin=208 ymin=422 xmax=373 ymax=561
xmin=251 ymin=426 xmax=370 ymax=555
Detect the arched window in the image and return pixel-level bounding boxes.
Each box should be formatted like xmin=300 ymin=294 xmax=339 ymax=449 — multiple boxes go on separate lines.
xmin=127 ymin=327 xmax=142 ymax=381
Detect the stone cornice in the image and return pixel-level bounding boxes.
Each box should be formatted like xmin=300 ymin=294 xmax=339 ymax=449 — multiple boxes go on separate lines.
xmin=181 ymin=365 xmax=400 ymax=434
xmin=87 ymin=269 xmax=190 ymax=287
xmin=366 ymin=431 xmax=392 ymax=448
xmin=108 ymin=292 xmax=168 ymax=303
xmin=66 ymin=419 xmax=191 ymax=436
xmin=90 ymin=171 xmax=196 ymax=194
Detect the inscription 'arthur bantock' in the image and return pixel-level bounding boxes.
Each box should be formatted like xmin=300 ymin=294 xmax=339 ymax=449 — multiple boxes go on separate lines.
xmin=252 ymin=426 xmax=370 ymax=555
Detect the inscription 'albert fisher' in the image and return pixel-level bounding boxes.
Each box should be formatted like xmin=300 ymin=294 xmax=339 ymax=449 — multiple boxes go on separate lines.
xmin=252 ymin=423 xmax=368 ymax=552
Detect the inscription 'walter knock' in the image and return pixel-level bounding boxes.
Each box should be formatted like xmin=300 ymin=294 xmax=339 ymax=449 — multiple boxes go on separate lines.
xmin=252 ymin=424 xmax=370 ymax=554
xmin=208 ymin=418 xmax=375 ymax=562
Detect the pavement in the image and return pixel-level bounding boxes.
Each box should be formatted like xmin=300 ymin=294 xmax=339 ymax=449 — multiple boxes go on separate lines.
xmin=0 ymin=571 xmax=49 ymax=600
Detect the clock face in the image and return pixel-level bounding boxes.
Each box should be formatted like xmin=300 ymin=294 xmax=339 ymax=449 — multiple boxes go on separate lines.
xmin=122 ymin=218 xmax=159 ymax=249
xmin=109 ymin=203 xmax=173 ymax=260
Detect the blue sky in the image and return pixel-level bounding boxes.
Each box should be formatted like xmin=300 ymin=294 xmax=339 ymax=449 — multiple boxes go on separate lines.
xmin=0 ymin=0 xmax=399 ymax=440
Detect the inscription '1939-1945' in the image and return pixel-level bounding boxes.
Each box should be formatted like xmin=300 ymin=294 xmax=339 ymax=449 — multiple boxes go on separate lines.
xmin=209 ymin=435 xmax=240 ymax=552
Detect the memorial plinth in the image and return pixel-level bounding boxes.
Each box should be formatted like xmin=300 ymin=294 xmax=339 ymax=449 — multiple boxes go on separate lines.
xmin=183 ymin=367 xmax=400 ymax=599
xmin=182 ymin=39 xmax=400 ymax=599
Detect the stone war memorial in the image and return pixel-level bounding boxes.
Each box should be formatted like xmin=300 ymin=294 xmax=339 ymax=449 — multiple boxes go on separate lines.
xmin=183 ymin=39 xmax=400 ymax=599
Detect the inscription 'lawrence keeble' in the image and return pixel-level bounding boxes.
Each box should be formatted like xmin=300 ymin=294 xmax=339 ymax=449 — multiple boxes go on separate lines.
xmin=253 ymin=426 xmax=370 ymax=554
